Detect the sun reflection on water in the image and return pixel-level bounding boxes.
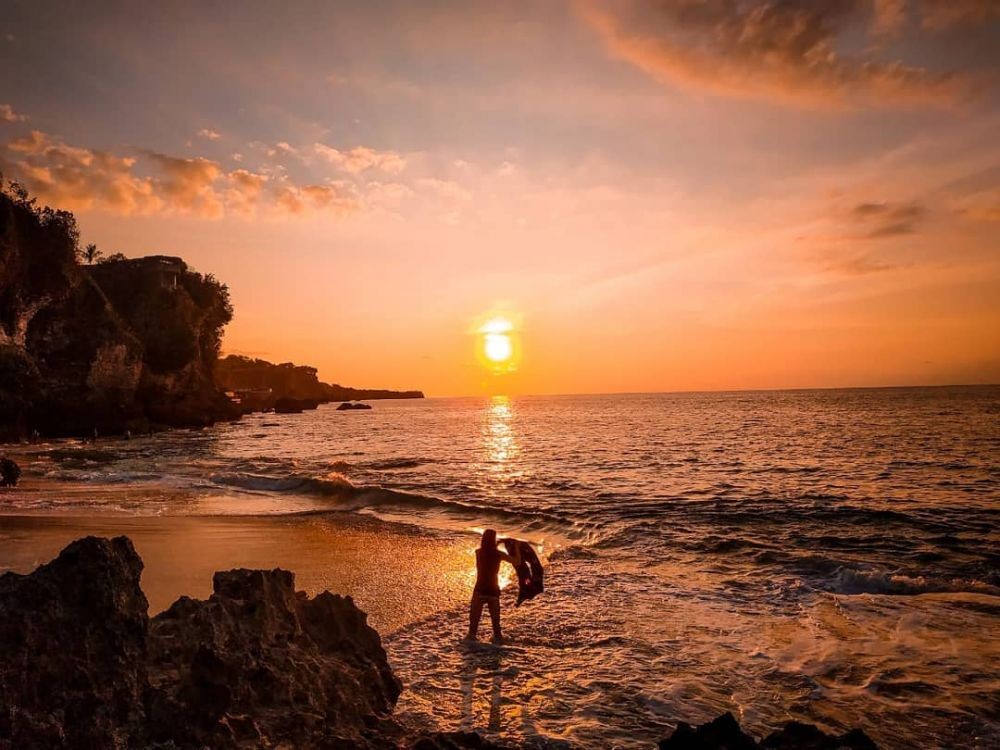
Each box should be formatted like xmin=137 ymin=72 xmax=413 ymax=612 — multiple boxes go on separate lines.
xmin=482 ymin=395 xmax=519 ymax=472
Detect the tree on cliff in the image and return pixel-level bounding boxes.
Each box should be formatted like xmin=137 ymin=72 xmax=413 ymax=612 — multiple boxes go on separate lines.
xmin=82 ymin=242 xmax=103 ymax=264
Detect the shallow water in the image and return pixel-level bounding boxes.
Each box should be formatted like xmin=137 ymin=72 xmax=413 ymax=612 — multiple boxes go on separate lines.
xmin=2 ymin=387 xmax=999 ymax=748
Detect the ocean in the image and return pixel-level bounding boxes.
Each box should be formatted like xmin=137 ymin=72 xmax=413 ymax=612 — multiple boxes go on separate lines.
xmin=1 ymin=387 xmax=998 ymax=748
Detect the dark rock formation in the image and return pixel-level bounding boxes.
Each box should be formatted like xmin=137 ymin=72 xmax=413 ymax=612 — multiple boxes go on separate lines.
xmin=0 ymin=457 xmax=19 ymax=486
xmin=337 ymin=401 xmax=374 ymax=411
xmin=409 ymin=732 xmax=515 ymax=749
xmin=146 ymin=568 xmax=402 ymax=748
xmin=760 ymin=721 xmax=878 ymax=749
xmin=659 ymin=712 xmax=877 ymax=750
xmin=0 ymin=536 xmax=149 ymax=748
xmin=0 ymin=535 xmax=405 ymax=749
xmin=660 ymin=713 xmax=757 ymax=750
xmin=272 ymin=396 xmax=321 ymax=413
xmin=0 ymin=185 xmax=238 ymax=439
xmin=274 ymin=396 xmax=305 ymax=413
xmin=216 ymin=354 xmax=423 ymax=414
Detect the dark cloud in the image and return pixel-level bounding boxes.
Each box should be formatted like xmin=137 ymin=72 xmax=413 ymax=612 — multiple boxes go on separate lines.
xmin=827 ymin=253 xmax=899 ymax=275
xmin=918 ymin=0 xmax=1000 ymax=30
xmin=851 ymin=200 xmax=927 ymax=238
xmin=580 ymin=0 xmax=986 ymax=107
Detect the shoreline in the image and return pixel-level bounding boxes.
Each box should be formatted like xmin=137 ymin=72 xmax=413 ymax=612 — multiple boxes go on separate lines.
xmin=0 ymin=511 xmax=475 ymax=631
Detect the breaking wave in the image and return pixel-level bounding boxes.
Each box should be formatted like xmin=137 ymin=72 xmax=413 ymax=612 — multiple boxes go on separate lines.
xmin=828 ymin=567 xmax=1000 ymax=597
xmin=208 ymin=471 xmax=595 ymax=542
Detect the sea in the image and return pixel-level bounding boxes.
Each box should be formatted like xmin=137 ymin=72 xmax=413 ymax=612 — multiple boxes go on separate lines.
xmin=1 ymin=387 xmax=998 ymax=749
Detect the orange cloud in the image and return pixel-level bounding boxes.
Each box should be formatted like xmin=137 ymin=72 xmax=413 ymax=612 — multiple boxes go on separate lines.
xmin=1 ymin=131 xmax=364 ymax=218
xmin=5 ymin=130 xmax=161 ymax=214
xmin=0 ymin=104 xmax=28 ymax=123
xmin=144 ymin=152 xmax=224 ymax=218
xmin=274 ymin=182 xmax=358 ymax=215
xmin=579 ymin=0 xmax=970 ymax=107
xmin=314 ymin=143 xmax=406 ymax=174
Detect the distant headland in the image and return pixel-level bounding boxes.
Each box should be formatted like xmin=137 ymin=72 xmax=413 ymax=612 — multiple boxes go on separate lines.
xmin=215 ymin=354 xmax=423 ymax=414
xmin=0 ymin=179 xmax=421 ymax=440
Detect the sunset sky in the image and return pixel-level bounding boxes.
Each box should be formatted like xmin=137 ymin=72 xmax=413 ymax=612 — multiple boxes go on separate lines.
xmin=2 ymin=1 xmax=998 ymax=396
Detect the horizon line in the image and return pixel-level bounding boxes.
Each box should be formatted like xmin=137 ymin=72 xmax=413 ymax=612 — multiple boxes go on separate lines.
xmin=418 ymin=382 xmax=1000 ymax=400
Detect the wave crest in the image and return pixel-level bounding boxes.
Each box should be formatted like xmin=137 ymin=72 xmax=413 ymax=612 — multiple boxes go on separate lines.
xmin=829 ymin=567 xmax=1000 ymax=597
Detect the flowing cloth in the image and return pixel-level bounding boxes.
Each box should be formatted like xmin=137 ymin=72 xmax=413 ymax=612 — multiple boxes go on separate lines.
xmin=502 ymin=539 xmax=544 ymax=606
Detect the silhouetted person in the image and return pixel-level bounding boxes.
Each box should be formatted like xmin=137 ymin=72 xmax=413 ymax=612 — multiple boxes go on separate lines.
xmin=466 ymin=528 xmax=517 ymax=643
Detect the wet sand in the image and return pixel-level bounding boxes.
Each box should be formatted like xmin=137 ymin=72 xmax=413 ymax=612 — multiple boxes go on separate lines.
xmin=0 ymin=512 xmax=475 ymax=633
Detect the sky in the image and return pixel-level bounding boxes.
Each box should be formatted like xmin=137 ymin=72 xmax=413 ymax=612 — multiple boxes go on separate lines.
xmin=1 ymin=0 xmax=998 ymax=396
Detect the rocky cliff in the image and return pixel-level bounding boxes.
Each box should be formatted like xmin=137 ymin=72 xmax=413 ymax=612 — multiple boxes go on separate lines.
xmin=216 ymin=354 xmax=424 ymax=412
xmin=0 ymin=182 xmax=238 ymax=438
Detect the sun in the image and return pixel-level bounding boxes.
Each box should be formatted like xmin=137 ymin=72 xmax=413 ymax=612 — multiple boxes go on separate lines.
xmin=484 ymin=332 xmax=513 ymax=363
xmin=477 ymin=315 xmax=518 ymax=371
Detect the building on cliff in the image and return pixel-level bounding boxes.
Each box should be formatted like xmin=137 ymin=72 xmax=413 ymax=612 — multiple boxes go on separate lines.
xmin=95 ymin=255 xmax=187 ymax=290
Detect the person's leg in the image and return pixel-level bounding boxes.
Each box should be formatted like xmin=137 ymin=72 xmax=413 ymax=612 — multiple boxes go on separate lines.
xmin=487 ymin=596 xmax=502 ymax=643
xmin=467 ymin=594 xmax=485 ymax=640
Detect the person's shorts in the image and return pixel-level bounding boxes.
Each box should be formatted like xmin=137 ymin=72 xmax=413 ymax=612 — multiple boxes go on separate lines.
xmin=472 ymin=592 xmax=500 ymax=604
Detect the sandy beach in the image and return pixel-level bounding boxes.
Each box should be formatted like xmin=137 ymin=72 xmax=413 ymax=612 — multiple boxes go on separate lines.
xmin=0 ymin=512 xmax=475 ymax=632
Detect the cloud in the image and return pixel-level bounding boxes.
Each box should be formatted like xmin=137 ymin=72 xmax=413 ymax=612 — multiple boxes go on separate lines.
xmin=1 ymin=130 xmax=362 ymax=218
xmin=851 ymin=201 xmax=927 ymax=237
xmin=144 ymin=152 xmax=224 ymax=217
xmin=414 ymin=177 xmax=472 ymax=202
xmin=953 ymin=191 xmax=1000 ymax=223
xmin=0 ymin=104 xmax=28 ymax=123
xmin=826 ymin=253 xmax=899 ymax=275
xmin=314 ymin=143 xmax=406 ymax=174
xmin=919 ymin=0 xmax=1000 ymax=30
xmin=5 ymin=130 xmax=161 ymax=214
xmin=579 ymin=0 xmax=971 ymax=107
xmin=197 ymin=128 xmax=221 ymax=140
xmin=274 ymin=182 xmax=358 ymax=215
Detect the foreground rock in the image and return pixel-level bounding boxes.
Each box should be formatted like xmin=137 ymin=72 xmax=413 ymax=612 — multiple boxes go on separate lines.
xmin=659 ymin=712 xmax=877 ymax=750
xmin=0 ymin=537 xmax=149 ymax=748
xmin=146 ymin=568 xmax=401 ymax=748
xmin=0 ymin=535 xmax=402 ymax=748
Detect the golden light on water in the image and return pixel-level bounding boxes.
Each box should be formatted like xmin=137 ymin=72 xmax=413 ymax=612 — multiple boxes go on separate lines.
xmin=466 ymin=397 xmax=523 ymax=591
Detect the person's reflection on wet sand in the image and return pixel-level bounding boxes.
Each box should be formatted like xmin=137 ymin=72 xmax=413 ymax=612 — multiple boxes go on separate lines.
xmin=459 ymin=647 xmax=505 ymax=733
